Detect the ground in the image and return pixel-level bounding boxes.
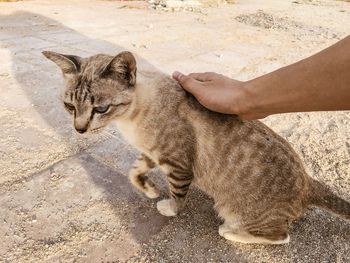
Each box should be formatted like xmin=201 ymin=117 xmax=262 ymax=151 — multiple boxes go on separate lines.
xmin=0 ymin=0 xmax=349 ymax=262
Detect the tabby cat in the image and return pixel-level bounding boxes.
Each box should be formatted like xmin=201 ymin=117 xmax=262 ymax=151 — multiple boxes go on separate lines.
xmin=43 ymin=50 xmax=350 ymax=245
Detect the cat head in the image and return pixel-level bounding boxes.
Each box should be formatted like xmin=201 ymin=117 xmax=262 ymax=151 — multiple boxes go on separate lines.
xmin=42 ymin=51 xmax=137 ymax=134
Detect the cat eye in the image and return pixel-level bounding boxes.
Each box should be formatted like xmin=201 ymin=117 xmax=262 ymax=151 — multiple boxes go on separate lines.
xmin=64 ymin=102 xmax=75 ymax=112
xmin=93 ymin=105 xmax=110 ymax=114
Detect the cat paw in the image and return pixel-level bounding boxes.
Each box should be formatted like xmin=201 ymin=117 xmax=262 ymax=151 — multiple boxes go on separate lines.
xmin=145 ymin=186 xmax=160 ymax=199
xmin=219 ymin=224 xmax=232 ymax=237
xmin=156 ymin=199 xmax=177 ymax=217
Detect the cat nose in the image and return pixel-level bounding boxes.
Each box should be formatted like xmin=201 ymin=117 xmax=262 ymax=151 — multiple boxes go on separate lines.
xmin=75 ymin=127 xmax=87 ymax=133
xmin=74 ymin=114 xmax=89 ymax=134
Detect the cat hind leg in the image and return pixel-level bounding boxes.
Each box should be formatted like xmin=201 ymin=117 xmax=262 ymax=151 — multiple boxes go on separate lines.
xmin=219 ymin=223 xmax=290 ymax=245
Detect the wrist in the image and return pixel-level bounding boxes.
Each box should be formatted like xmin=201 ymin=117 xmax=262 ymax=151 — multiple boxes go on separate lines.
xmin=235 ymin=80 xmax=262 ymax=119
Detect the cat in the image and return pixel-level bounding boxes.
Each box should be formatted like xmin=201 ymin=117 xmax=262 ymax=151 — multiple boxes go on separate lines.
xmin=43 ymin=50 xmax=350 ymax=245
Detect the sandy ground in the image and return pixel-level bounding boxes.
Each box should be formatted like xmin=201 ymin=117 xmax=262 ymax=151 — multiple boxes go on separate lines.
xmin=0 ymin=0 xmax=349 ymax=262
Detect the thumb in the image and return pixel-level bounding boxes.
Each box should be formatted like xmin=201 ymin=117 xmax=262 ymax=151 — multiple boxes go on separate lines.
xmin=172 ymin=71 xmax=202 ymax=94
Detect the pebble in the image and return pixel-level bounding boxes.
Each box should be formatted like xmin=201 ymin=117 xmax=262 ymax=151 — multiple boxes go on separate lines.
xmin=31 ymin=214 xmax=37 ymax=223
xmin=0 ymin=73 xmax=9 ymax=77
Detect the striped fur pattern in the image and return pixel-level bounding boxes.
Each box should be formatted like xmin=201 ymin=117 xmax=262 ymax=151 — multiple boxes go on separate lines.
xmin=129 ymin=154 xmax=160 ymax=199
xmin=43 ymin=51 xmax=350 ymax=245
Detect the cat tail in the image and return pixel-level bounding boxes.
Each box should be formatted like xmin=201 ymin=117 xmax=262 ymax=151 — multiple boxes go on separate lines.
xmin=309 ymin=179 xmax=350 ymax=220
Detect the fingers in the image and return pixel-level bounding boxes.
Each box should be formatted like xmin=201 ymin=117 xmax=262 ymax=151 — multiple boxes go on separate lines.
xmin=188 ymin=72 xmax=216 ymax=82
xmin=172 ymin=71 xmax=203 ymax=93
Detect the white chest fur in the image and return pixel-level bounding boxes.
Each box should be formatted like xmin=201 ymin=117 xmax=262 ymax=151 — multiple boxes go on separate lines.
xmin=116 ymin=119 xmax=139 ymax=146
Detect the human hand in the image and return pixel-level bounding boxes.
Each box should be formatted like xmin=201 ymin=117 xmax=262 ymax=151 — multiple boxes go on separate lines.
xmin=172 ymin=71 xmax=259 ymax=119
xmin=173 ymin=37 xmax=350 ymax=119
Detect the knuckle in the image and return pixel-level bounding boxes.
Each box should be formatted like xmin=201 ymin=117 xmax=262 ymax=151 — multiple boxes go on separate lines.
xmin=188 ymin=73 xmax=196 ymax=78
xmin=204 ymin=71 xmax=215 ymax=75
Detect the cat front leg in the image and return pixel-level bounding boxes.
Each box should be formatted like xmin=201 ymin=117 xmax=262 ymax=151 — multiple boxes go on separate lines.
xmin=129 ymin=154 xmax=160 ymax=199
xmin=157 ymin=167 xmax=193 ymax=217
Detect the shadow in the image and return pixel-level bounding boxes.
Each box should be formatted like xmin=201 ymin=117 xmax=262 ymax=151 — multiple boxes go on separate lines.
xmin=0 ymin=10 xmax=348 ymax=263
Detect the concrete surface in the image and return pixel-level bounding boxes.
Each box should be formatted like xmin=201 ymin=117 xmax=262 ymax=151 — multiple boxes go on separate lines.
xmin=0 ymin=0 xmax=349 ymax=262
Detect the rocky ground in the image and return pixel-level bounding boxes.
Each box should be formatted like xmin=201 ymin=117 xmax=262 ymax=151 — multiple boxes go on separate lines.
xmin=0 ymin=0 xmax=349 ymax=262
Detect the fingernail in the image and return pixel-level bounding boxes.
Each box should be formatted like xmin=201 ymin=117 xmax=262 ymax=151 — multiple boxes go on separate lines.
xmin=172 ymin=71 xmax=183 ymax=80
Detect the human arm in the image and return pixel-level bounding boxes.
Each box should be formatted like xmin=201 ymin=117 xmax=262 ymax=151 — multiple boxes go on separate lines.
xmin=173 ymin=36 xmax=350 ymax=120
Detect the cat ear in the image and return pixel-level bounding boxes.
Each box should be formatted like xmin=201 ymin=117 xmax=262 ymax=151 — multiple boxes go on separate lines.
xmin=100 ymin=51 xmax=137 ymax=86
xmin=42 ymin=51 xmax=82 ymax=75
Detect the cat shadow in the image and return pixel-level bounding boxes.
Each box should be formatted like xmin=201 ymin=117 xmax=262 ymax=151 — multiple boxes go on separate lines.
xmin=1 ymin=10 xmax=348 ymax=262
